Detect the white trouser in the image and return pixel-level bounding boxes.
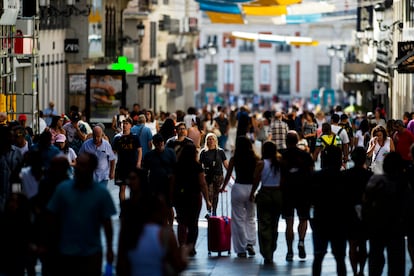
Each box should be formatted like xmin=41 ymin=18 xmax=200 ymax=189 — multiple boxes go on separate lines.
xmin=231 ymin=183 xmax=257 ymax=253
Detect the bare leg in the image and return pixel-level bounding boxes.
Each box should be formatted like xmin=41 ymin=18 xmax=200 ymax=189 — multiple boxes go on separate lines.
xmin=285 ymin=217 xmax=294 ymax=254
xmin=358 ymin=240 xmax=367 ymax=275
xmin=349 ymin=240 xmax=358 ymax=275
xmin=298 ymin=219 xmax=308 ymax=240
xmin=119 ymin=185 xmax=126 ymax=202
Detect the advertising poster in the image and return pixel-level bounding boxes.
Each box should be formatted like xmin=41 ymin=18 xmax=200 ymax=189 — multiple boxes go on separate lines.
xmin=86 ymin=69 xmax=126 ymax=123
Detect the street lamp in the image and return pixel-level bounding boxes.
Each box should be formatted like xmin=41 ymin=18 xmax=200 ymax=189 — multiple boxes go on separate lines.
xmin=137 ymin=21 xmax=145 ymax=44
xmin=225 ymin=38 xmax=232 ymax=105
xmin=327 ymin=45 xmax=346 ymax=85
xmin=327 ymin=46 xmax=336 ymax=89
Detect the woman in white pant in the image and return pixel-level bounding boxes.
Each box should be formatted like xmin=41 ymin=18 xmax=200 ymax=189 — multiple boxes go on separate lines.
xmin=221 ymin=136 xmax=259 ymax=257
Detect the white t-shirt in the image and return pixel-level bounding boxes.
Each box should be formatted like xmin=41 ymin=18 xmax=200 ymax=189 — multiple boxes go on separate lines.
xmin=16 ymin=142 xmax=29 ymax=157
xmin=355 ymin=130 xmax=364 ymax=147
xmin=331 ymin=124 xmax=350 ymax=144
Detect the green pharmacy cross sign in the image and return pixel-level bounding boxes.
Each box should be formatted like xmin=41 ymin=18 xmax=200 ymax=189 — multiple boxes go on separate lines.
xmin=111 ymin=56 xmax=134 ymax=73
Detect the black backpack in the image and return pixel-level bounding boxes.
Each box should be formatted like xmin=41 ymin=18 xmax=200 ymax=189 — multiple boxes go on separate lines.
xmin=320 ymin=134 xmax=336 ymax=165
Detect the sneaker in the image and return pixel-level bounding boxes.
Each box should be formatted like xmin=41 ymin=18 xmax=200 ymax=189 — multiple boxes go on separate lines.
xmin=237 ymin=252 xmax=247 ymax=258
xmin=246 ymin=244 xmax=256 ymax=256
xmin=286 ymin=252 xmax=293 ymax=262
xmin=298 ymin=241 xmax=306 ymax=259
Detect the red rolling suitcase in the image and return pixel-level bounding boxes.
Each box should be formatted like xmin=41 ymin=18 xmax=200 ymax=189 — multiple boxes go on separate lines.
xmin=207 ymin=192 xmax=231 ymax=256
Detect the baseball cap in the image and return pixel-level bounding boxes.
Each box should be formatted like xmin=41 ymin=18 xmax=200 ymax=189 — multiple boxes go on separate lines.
xmin=18 ymin=114 xmax=27 ymax=121
xmin=55 ymin=134 xmax=66 ymax=143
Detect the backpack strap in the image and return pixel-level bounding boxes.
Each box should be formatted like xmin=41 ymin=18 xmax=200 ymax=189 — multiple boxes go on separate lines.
xmin=320 ymin=134 xmax=336 ymax=147
xmin=330 ymin=134 xmax=336 ymax=146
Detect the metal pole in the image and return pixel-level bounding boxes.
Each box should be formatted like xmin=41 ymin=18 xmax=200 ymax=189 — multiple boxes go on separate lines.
xmin=226 ymin=40 xmax=230 ymax=106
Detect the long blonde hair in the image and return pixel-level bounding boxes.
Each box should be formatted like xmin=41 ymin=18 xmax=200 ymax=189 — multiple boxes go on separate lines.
xmin=203 ymin=132 xmax=219 ymax=150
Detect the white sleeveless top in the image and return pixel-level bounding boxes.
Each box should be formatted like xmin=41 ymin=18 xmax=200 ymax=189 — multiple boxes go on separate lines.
xmin=261 ymin=159 xmax=281 ymax=188
xmin=371 ymin=137 xmax=391 ymax=175
xmin=372 ymin=137 xmax=391 ymax=163
xmin=145 ymin=121 xmax=157 ymax=136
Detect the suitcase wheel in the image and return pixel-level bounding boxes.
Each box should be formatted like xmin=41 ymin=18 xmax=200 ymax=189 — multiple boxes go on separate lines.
xmin=228 ymin=251 xmax=231 ymax=255
xmin=208 ymin=251 xmax=211 ymax=256
xmin=218 ymin=252 xmax=221 ymax=257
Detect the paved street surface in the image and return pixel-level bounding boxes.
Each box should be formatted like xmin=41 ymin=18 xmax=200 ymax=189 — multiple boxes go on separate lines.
xmin=33 ymin=178 xmax=412 ymax=276
xmin=105 ymin=180 xmax=411 ymax=276
xmin=33 ymin=143 xmax=412 ymax=275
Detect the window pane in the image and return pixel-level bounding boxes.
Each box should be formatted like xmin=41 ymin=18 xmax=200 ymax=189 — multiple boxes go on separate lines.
xmin=277 ymin=65 xmax=290 ymax=95
xmin=205 ymin=64 xmax=217 ymax=88
xmin=240 ymin=64 xmax=254 ymax=94
xmin=318 ymin=65 xmax=331 ymax=88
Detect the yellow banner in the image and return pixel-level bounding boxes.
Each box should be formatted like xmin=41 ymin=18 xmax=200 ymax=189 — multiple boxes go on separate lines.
xmin=0 ymin=94 xmax=16 ymax=120
xmin=206 ymin=12 xmax=245 ymax=24
xmin=250 ymin=0 xmax=301 ymax=5
xmin=289 ymin=41 xmax=319 ymax=46
xmin=242 ymin=5 xmax=287 ymax=16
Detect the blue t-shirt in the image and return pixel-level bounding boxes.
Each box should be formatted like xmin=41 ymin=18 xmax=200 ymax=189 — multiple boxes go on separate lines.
xmin=131 ymin=124 xmax=153 ymax=157
xmin=47 ymin=179 xmax=116 ymax=256
xmin=30 ymin=144 xmax=61 ymax=169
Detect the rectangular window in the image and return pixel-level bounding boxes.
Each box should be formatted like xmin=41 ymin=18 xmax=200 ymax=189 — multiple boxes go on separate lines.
xmin=275 ymin=44 xmax=291 ymax=53
xmin=239 ymin=41 xmax=254 ymax=52
xmin=240 ymin=64 xmax=254 ymax=95
xmin=277 ymin=65 xmax=290 ymax=95
xmin=318 ymin=65 xmax=331 ymax=89
xmin=205 ymin=64 xmax=217 ymax=88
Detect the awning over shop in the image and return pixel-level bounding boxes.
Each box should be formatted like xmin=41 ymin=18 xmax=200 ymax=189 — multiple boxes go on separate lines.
xmin=343 ymin=63 xmax=375 ymax=75
xmin=343 ymin=80 xmax=373 ymax=91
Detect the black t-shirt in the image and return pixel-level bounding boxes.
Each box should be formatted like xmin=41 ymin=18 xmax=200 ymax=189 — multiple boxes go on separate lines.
xmin=281 ymin=147 xmax=314 ymax=195
xmin=199 ymin=148 xmax=227 ymax=176
xmin=112 ymin=134 xmax=141 ymax=171
xmin=143 ymin=148 xmax=176 ymax=195
xmin=311 ymin=169 xmax=348 ymax=224
xmin=165 ymin=136 xmax=194 ymax=157
xmin=174 ymin=162 xmax=203 ymax=197
xmin=215 ymin=117 xmax=229 ymax=135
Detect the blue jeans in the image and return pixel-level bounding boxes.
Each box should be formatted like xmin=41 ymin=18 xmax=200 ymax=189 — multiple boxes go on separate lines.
xmin=218 ymin=135 xmax=228 ymax=150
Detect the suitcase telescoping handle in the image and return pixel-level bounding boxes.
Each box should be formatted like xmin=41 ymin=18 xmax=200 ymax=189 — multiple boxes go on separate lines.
xmin=220 ymin=189 xmax=229 ymax=219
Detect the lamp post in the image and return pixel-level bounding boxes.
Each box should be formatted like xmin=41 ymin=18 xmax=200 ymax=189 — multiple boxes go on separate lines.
xmin=225 ymin=38 xmax=232 ymax=106
xmin=327 ymin=45 xmax=336 ymax=89
xmin=137 ymin=21 xmax=145 ymax=74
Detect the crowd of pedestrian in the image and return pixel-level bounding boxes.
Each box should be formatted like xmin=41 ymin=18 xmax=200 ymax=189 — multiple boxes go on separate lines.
xmin=2 ymin=101 xmax=414 ymax=276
